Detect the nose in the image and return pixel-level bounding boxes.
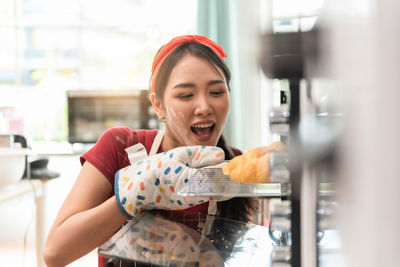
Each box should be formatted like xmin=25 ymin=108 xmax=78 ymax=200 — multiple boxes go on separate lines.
xmin=194 ymin=95 xmax=213 ymax=116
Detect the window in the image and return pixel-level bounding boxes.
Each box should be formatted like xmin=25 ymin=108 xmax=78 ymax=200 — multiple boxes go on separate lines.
xmin=0 ymin=0 xmax=198 ymax=141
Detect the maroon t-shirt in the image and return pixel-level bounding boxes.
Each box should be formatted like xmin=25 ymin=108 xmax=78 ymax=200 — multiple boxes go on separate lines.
xmin=80 ymin=127 xmax=212 ymax=213
xmin=80 ymin=127 xmax=241 ymax=266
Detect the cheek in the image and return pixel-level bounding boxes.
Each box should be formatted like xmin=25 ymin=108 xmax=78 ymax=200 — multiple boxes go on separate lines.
xmin=216 ymin=97 xmax=230 ymax=119
xmin=164 ymin=100 xmax=192 ymax=122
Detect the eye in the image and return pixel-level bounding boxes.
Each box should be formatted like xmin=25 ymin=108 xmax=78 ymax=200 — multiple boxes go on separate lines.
xmin=177 ymin=93 xmax=193 ymax=99
xmin=210 ymin=89 xmax=226 ymax=96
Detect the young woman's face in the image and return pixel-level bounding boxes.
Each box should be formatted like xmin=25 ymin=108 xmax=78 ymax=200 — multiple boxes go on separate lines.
xmin=158 ymin=53 xmax=230 ymax=150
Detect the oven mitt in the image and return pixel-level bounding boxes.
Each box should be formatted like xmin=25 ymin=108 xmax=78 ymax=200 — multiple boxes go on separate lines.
xmin=135 ymin=216 xmax=224 ymax=266
xmin=103 ymin=212 xmax=224 ymax=266
xmin=115 ymin=145 xmax=226 ymax=219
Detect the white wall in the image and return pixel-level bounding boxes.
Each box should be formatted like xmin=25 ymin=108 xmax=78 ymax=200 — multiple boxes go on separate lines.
xmin=228 ymin=0 xmax=273 ymax=151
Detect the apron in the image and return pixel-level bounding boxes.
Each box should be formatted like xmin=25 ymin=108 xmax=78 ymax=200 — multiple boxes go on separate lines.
xmin=107 ymin=130 xmax=218 ymax=267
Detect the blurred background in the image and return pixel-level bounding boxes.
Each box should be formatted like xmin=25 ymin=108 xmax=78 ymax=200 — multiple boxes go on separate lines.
xmin=1 ymin=0 xmax=399 ymax=266
xmin=0 ymin=0 xmax=324 ymax=151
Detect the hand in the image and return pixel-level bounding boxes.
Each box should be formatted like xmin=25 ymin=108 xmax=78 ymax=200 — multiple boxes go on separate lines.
xmin=115 ymin=145 xmax=226 ymax=218
xmin=121 ymin=214 xmax=224 ymax=266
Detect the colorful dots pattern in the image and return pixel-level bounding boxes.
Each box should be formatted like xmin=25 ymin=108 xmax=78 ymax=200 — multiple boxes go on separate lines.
xmin=118 ymin=146 xmax=226 ymax=215
xmin=128 ymin=182 xmax=133 ymax=190
xmin=215 ymin=151 xmax=223 ymax=158
xmin=170 ymin=234 xmax=176 ymax=241
xmin=175 ymin=166 xmax=182 ymax=174
xmin=164 ymin=167 xmax=171 ymax=175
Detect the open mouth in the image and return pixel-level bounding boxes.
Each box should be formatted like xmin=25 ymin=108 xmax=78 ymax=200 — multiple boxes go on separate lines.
xmin=191 ymin=122 xmax=215 ymax=138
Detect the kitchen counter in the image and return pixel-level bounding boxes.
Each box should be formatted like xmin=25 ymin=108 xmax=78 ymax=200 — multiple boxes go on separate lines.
xmin=0 ymin=179 xmax=48 ymax=267
xmin=30 ymin=141 xmax=94 ymax=156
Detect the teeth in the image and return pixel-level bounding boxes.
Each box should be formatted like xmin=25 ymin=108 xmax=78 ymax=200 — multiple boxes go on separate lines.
xmin=192 ymin=123 xmax=214 ymax=128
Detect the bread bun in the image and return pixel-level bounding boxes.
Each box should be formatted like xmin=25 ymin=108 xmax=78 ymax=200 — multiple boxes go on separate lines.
xmin=222 ymin=141 xmax=285 ymax=183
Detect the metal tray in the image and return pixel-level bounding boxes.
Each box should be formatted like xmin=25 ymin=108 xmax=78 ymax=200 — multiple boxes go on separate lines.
xmin=177 ymin=168 xmax=284 ymax=197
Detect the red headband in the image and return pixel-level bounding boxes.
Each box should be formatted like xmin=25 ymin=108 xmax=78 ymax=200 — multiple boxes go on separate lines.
xmin=150 ymin=35 xmax=227 ymax=94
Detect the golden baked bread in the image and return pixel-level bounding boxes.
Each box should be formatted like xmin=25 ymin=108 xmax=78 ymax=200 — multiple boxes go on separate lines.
xmin=222 ymin=141 xmax=285 ymax=183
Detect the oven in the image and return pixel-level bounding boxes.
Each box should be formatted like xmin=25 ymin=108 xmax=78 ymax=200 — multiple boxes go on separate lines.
xmin=67 ymin=89 xmax=157 ymax=144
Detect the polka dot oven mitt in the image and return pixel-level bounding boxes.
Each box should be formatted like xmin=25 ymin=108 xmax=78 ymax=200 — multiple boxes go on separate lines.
xmin=115 ymin=212 xmax=224 ymax=266
xmin=115 ymin=145 xmax=226 ymax=219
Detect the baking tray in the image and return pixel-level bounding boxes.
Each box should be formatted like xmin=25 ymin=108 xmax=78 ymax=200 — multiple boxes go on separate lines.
xmin=177 ymin=168 xmax=285 ymax=197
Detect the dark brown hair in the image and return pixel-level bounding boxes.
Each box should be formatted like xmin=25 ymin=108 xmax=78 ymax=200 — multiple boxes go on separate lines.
xmin=217 ymin=135 xmax=259 ymax=222
xmin=151 ymin=42 xmax=258 ymax=222
xmin=151 ymin=42 xmax=231 ymax=100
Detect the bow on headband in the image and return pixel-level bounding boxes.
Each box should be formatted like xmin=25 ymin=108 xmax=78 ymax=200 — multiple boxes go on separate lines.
xmin=150 ymin=35 xmax=228 ymax=94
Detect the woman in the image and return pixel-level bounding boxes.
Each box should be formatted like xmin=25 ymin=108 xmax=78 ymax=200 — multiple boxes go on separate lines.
xmin=43 ymin=35 xmax=258 ymax=267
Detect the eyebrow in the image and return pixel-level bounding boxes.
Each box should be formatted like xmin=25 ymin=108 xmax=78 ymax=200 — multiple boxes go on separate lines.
xmin=173 ymin=79 xmax=225 ymax=89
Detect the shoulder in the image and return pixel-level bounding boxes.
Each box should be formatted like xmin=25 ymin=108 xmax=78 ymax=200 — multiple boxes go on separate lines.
xmin=80 ymin=127 xmax=159 ymax=184
xmin=98 ymin=127 xmax=158 ymax=149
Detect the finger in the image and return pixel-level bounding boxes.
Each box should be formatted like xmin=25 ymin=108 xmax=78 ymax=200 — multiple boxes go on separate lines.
xmin=140 ymin=228 xmax=167 ymax=241
xmin=143 ymin=247 xmax=200 ymax=264
xmin=136 ymin=238 xmax=168 ymax=251
xmin=141 ymin=219 xmax=182 ymax=236
xmin=152 ymin=217 xmax=182 ymax=231
xmin=136 ymin=230 xmax=185 ymax=250
xmin=141 ymin=249 xmax=169 ymax=265
xmin=140 ymin=243 xmax=196 ymax=264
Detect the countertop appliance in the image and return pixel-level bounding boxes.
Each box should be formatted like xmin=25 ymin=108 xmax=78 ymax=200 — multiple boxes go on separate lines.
xmin=67 ymin=89 xmax=157 ymax=144
xmin=0 ymin=134 xmax=30 ymax=187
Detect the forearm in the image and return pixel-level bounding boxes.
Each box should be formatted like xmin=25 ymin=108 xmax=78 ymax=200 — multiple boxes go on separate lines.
xmin=44 ymin=196 xmax=127 ymax=267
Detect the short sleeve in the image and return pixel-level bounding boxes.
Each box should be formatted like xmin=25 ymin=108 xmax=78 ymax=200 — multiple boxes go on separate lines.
xmin=80 ymin=127 xmax=134 ymax=184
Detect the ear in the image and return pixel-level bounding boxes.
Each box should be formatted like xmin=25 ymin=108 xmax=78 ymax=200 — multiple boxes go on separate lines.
xmin=150 ymin=92 xmax=164 ymax=118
